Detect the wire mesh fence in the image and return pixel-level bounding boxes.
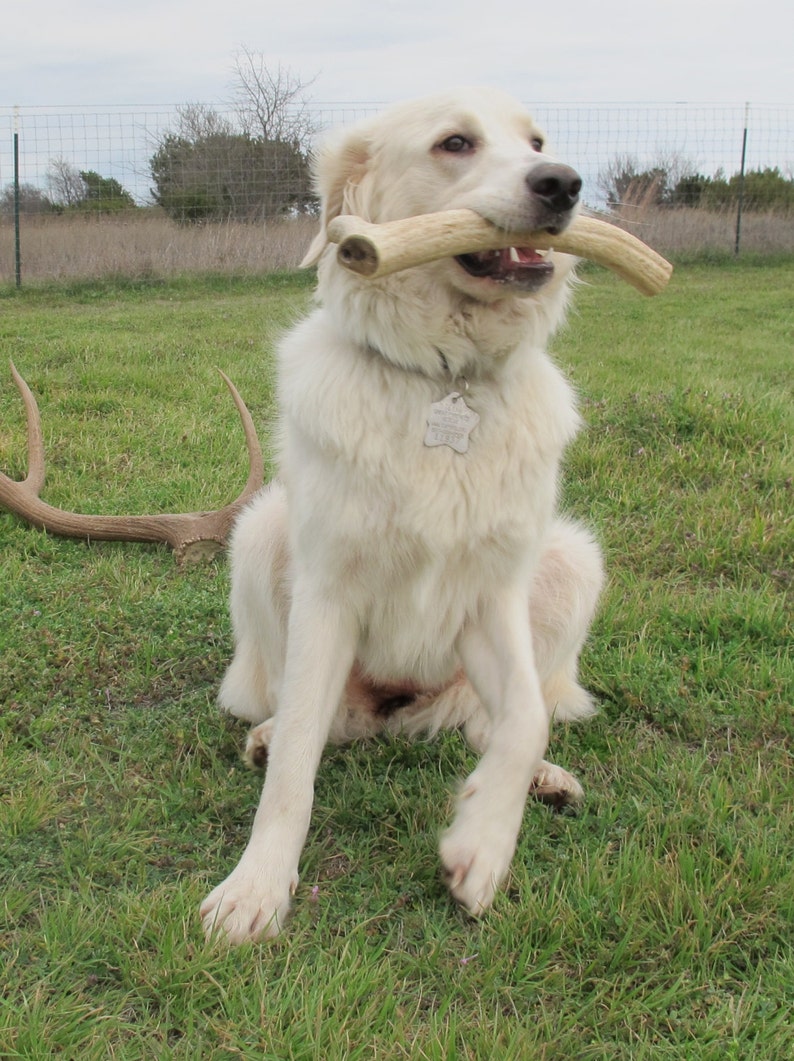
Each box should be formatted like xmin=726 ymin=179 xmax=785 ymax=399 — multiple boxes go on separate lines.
xmin=1 ymin=100 xmax=792 ymax=284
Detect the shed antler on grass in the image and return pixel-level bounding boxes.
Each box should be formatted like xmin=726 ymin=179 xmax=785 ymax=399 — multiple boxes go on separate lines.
xmin=328 ymin=210 xmax=673 ymax=296
xmin=0 ymin=362 xmax=265 ymax=563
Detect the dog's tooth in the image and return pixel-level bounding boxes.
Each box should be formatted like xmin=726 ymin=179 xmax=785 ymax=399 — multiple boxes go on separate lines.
xmin=509 ymin=246 xmax=521 ymax=263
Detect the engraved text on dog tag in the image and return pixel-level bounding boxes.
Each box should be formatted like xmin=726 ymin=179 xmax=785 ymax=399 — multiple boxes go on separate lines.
xmin=424 ymin=392 xmax=479 ymax=454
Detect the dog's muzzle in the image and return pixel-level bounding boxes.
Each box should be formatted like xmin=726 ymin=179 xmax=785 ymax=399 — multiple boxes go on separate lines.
xmin=456 ymin=162 xmax=582 ymax=292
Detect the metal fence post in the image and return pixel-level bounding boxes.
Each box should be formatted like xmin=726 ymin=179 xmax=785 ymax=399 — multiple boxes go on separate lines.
xmin=734 ymin=102 xmax=749 ymax=256
xmin=13 ymin=106 xmax=22 ymax=287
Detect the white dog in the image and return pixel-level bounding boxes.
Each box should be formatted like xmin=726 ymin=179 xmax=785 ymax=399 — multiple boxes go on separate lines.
xmin=201 ymin=86 xmax=604 ymax=944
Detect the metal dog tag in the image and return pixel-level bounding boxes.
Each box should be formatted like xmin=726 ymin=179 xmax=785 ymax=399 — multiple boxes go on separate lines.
xmin=424 ymin=392 xmax=479 ymax=454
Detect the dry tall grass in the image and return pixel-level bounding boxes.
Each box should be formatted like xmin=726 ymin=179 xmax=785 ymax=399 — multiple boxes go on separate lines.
xmin=1 ymin=206 xmax=792 ymax=285
xmin=0 ymin=212 xmax=317 ymax=284
xmin=620 ymin=207 xmax=794 ymax=256
xmin=609 ymin=185 xmax=794 ymax=256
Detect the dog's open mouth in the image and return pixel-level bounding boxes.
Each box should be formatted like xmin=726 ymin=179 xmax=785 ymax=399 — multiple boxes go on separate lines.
xmin=455 ymin=246 xmax=554 ymax=290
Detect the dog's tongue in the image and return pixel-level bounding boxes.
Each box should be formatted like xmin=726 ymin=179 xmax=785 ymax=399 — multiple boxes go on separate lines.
xmin=501 ymin=246 xmax=545 ymax=267
xmin=456 ymin=244 xmax=552 ymax=285
xmin=472 ymin=247 xmax=545 ymax=269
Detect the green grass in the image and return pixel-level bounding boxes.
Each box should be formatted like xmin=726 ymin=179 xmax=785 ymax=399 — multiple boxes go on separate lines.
xmin=1 ymin=261 xmax=792 ymax=1058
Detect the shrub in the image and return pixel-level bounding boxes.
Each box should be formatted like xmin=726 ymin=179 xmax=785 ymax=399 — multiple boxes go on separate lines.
xmin=150 ymin=132 xmax=315 ymax=223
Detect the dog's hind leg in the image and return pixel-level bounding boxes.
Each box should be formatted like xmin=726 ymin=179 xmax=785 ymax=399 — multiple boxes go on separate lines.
xmin=393 ymin=520 xmax=603 ymax=810
xmin=461 ymin=706 xmax=586 ymax=808
xmin=407 ymin=683 xmax=584 ymax=809
xmin=218 ymin=483 xmax=291 ymax=725
xmin=527 ymin=518 xmax=604 ymax=807
xmin=530 ymin=518 xmax=604 ymax=723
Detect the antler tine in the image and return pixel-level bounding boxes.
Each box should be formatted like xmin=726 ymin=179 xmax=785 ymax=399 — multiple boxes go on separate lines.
xmin=217 ymin=369 xmax=265 ymax=500
xmin=1 ymin=364 xmax=266 ymax=563
xmin=7 ymin=360 xmax=46 ymax=494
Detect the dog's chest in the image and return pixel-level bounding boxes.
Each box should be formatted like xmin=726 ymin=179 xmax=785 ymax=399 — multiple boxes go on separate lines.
xmin=278 ymin=317 xmax=578 ymax=683
xmin=282 ymin=340 xmax=575 ymax=560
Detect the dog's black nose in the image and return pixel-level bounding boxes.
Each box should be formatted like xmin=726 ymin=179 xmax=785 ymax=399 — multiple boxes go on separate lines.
xmin=527 ymin=163 xmax=582 ymax=215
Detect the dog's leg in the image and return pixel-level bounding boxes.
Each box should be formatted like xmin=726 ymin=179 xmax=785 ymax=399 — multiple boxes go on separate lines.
xmin=530 ymin=519 xmax=604 ymax=724
xmin=458 ymin=520 xmax=603 ymax=811
xmin=461 ymin=709 xmax=585 ymax=808
xmin=218 ymin=484 xmax=291 ymax=725
xmin=440 ymin=588 xmax=548 ymax=916
xmin=201 ymin=584 xmax=357 ymax=944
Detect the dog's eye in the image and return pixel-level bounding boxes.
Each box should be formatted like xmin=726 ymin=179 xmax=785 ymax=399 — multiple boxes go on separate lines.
xmin=530 ymin=137 xmax=544 ymax=152
xmin=438 ymin=135 xmax=474 ymax=154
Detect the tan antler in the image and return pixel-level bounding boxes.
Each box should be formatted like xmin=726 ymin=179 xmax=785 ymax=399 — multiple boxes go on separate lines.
xmin=1 ymin=362 xmax=265 ymax=563
xmin=328 ymin=210 xmax=673 ymax=296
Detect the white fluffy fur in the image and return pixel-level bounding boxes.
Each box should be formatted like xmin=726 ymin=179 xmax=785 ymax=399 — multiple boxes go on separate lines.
xmin=201 ymin=87 xmax=604 ymax=944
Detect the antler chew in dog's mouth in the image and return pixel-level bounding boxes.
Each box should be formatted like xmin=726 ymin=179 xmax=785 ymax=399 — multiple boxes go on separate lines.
xmin=327 ymin=210 xmax=673 ymax=296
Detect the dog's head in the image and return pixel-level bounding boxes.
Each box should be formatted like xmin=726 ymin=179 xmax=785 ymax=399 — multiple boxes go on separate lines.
xmin=302 ymin=86 xmax=581 ymax=304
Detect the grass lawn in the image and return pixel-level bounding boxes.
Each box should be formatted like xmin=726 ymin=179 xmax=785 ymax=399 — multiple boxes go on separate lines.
xmin=1 ymin=262 xmax=792 ymax=1059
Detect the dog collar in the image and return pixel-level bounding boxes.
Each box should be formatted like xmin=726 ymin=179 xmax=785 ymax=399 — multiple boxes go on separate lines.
xmin=365 ymin=341 xmax=478 ymax=453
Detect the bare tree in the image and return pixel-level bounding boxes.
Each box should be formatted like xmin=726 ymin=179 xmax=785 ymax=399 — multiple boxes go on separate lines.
xmin=230 ymin=49 xmax=318 ymax=149
xmin=46 ymin=157 xmax=85 ymax=208
xmin=149 ymin=57 xmax=319 ymax=222
xmin=150 ymin=102 xmax=315 ymax=221
xmin=173 ymin=102 xmax=235 ymax=141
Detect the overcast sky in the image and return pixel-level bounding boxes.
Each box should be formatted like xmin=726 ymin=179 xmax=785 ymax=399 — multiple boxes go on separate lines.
xmin=2 ymin=0 xmax=791 ymax=108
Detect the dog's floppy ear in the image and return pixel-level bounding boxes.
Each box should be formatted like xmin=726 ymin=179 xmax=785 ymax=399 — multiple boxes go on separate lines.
xmin=300 ymin=126 xmax=372 ymax=268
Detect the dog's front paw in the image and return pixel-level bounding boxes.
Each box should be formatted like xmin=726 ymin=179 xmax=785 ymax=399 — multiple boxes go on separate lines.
xmin=200 ymin=864 xmax=297 ymax=944
xmin=440 ymin=820 xmax=516 ymax=916
xmin=439 ymin=785 xmax=521 ymax=916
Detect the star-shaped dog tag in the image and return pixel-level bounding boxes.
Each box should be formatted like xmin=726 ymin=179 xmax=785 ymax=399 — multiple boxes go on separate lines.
xmin=424 ymin=391 xmax=480 ymax=454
